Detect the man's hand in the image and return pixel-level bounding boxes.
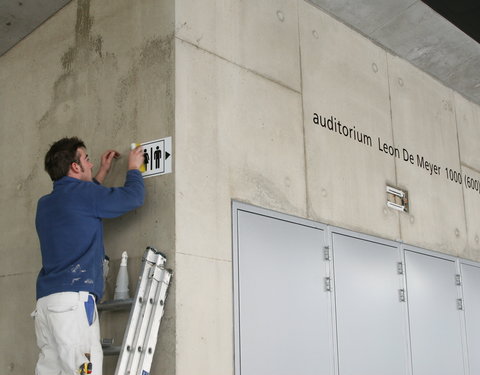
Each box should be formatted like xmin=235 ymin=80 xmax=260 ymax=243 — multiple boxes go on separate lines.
xmin=128 ymin=146 xmax=145 ymax=171
xmin=95 ymin=150 xmax=120 ymax=184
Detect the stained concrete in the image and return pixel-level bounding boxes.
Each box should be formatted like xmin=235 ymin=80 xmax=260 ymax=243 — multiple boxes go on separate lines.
xmin=0 ymin=0 xmax=175 ymax=373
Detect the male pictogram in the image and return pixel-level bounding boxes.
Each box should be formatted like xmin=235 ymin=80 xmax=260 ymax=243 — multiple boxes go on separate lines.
xmin=154 ymin=146 xmax=162 ymax=169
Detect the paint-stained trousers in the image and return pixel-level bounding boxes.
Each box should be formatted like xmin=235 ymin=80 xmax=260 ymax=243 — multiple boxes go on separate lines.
xmin=32 ymin=291 xmax=103 ymax=375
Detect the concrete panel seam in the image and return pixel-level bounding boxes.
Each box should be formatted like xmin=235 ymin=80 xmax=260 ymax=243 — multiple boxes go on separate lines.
xmin=303 ymin=0 xmax=400 ymax=58
xmin=453 ymin=93 xmax=470 ymax=255
xmin=447 ymin=54 xmax=478 ymax=80
xmin=385 ymin=54 xmax=402 ymax=239
xmin=0 ymin=271 xmax=38 ymax=278
xmin=461 ymin=161 xmax=480 ymax=175
xmin=174 ymin=36 xmax=301 ymax=95
xmin=368 ymin=0 xmax=419 ymax=36
xmin=297 ymin=0 xmax=310 ymax=219
xmin=177 ymin=251 xmax=232 ymax=264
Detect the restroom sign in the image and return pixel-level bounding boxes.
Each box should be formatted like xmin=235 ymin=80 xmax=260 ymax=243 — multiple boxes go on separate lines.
xmin=140 ymin=137 xmax=172 ymax=178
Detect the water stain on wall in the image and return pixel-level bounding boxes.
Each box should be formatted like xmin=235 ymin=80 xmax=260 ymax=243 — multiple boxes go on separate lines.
xmin=37 ymin=0 xmax=173 ymax=148
xmin=38 ymin=0 xmax=105 ymax=134
xmin=113 ymin=35 xmax=174 ymax=137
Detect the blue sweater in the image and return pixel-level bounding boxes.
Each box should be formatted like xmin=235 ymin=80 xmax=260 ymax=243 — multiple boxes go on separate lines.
xmin=35 ymin=169 xmax=145 ymax=300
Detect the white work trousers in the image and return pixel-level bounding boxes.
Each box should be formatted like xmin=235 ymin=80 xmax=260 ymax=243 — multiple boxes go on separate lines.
xmin=32 ymin=292 xmax=103 ymax=375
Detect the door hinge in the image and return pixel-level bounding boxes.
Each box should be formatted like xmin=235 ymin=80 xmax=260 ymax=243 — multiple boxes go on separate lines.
xmin=399 ymin=289 xmax=406 ymax=302
xmin=397 ymin=262 xmax=404 ymax=275
xmin=457 ymin=298 xmax=464 ymax=310
xmin=323 ymin=246 xmax=330 ymax=261
xmin=455 ymin=274 xmax=462 ymax=286
xmin=324 ymin=277 xmax=332 ymax=292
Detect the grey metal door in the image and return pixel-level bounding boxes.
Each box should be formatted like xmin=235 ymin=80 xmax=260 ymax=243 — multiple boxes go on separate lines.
xmin=461 ymin=262 xmax=480 ymax=375
xmin=404 ymin=250 xmax=465 ymax=375
xmin=234 ymin=208 xmax=333 ymax=375
xmin=332 ymin=232 xmax=409 ymax=375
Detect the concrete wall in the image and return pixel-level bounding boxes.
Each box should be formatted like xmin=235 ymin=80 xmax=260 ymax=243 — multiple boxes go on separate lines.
xmin=0 ymin=0 xmax=175 ymax=373
xmin=174 ymin=0 xmax=480 ymax=374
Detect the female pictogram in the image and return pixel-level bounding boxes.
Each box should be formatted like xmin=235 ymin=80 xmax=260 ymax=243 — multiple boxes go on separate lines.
xmin=143 ymin=149 xmax=150 ymax=171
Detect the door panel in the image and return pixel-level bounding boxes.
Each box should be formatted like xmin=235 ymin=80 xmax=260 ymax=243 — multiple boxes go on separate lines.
xmin=405 ymin=250 xmax=465 ymax=375
xmin=461 ymin=263 xmax=480 ymax=375
xmin=235 ymin=210 xmax=333 ymax=375
xmin=333 ymin=233 xmax=409 ymax=375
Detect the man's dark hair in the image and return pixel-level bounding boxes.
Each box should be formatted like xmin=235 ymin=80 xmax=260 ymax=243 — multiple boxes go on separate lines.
xmin=44 ymin=137 xmax=86 ymax=181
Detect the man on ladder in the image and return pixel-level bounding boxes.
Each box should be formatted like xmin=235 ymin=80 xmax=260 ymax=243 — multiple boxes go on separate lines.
xmin=32 ymin=137 xmax=145 ymax=375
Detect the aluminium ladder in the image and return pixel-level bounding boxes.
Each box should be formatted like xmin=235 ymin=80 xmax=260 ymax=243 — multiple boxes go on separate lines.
xmin=114 ymin=247 xmax=172 ymax=375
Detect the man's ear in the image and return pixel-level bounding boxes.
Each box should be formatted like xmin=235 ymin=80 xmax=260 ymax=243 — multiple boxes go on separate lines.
xmin=69 ymin=162 xmax=81 ymax=176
